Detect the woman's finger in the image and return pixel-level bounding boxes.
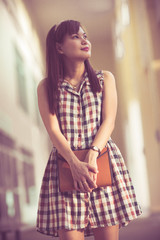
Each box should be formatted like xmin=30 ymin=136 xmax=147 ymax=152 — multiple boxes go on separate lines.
xmin=86 ymin=175 xmax=97 ymax=189
xmin=87 ymin=163 xmax=99 ymax=173
xmin=74 ymin=181 xmax=81 ymax=191
xmin=82 ymin=180 xmax=92 ymax=192
xmin=78 ymin=181 xmax=86 ymax=192
xmin=93 ymin=172 xmax=97 ymax=182
xmin=89 ymin=172 xmax=97 ymax=183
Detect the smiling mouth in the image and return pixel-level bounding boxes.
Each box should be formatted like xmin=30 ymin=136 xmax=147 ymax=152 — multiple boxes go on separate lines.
xmin=81 ymin=47 xmax=89 ymax=51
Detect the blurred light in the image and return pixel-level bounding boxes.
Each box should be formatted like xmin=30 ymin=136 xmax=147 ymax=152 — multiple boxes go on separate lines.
xmin=18 ymin=1 xmax=31 ymax=38
xmin=6 ymin=190 xmax=15 ymax=217
xmin=115 ymin=22 xmax=122 ymax=37
xmin=125 ymin=100 xmax=150 ymax=211
xmin=151 ymin=59 xmax=160 ymax=70
xmin=121 ymin=0 xmax=130 ymax=26
xmin=114 ymin=1 xmax=130 ymax=59
xmin=115 ymin=38 xmax=124 ymax=59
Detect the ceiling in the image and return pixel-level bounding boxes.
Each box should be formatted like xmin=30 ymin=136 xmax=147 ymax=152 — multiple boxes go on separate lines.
xmin=23 ymin=0 xmax=115 ymax=55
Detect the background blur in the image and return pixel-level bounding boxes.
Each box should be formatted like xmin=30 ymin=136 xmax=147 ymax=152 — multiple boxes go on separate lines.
xmin=0 ymin=0 xmax=160 ymax=239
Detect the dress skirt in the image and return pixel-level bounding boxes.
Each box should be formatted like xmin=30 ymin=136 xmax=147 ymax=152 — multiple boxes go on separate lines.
xmin=36 ymin=138 xmax=142 ymax=237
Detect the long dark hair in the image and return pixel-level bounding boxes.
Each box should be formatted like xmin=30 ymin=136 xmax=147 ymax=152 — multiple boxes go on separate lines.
xmin=46 ymin=20 xmax=101 ymax=115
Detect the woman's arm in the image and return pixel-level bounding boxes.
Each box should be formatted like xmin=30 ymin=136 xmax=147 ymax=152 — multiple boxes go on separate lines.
xmin=84 ymin=70 xmax=117 ymax=184
xmin=91 ymin=70 xmax=118 ymax=150
xmin=37 ymin=79 xmax=97 ymax=192
xmin=37 ymin=79 xmax=76 ymax=165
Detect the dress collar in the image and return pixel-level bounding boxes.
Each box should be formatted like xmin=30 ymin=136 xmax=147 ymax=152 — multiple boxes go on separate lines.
xmin=59 ymin=71 xmax=90 ymax=90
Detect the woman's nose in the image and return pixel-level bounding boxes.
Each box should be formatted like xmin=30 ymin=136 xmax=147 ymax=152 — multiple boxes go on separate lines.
xmin=81 ymin=37 xmax=87 ymax=45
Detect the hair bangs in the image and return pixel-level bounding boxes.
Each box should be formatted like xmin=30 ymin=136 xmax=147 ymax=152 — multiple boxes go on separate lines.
xmin=56 ymin=20 xmax=80 ymax=43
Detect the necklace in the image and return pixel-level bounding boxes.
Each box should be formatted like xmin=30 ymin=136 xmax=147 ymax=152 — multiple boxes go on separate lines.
xmin=71 ymin=84 xmax=79 ymax=89
xmin=64 ymin=76 xmax=84 ymax=90
xmin=64 ymin=81 xmax=79 ymax=89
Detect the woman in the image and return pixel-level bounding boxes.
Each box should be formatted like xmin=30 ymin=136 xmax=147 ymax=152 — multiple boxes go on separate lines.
xmin=36 ymin=20 xmax=142 ymax=240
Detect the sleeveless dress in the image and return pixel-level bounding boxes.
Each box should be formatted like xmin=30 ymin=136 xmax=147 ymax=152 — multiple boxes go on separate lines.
xmin=36 ymin=70 xmax=142 ymax=237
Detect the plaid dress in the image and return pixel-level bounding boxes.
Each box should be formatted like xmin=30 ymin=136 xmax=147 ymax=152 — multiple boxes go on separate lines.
xmin=36 ymin=70 xmax=142 ymax=237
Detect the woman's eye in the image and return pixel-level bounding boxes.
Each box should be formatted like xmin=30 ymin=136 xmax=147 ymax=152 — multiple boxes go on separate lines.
xmin=72 ymin=35 xmax=79 ymax=39
xmin=71 ymin=34 xmax=88 ymax=40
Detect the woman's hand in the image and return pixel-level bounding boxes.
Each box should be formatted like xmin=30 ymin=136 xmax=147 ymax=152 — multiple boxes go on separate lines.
xmin=69 ymin=159 xmax=98 ymax=192
xmin=84 ymin=150 xmax=99 ymax=189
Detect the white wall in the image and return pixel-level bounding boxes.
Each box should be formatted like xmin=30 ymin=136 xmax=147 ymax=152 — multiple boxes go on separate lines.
xmin=0 ymin=0 xmax=51 ymax=224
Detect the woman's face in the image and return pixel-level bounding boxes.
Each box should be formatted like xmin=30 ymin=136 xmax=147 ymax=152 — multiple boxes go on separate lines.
xmin=57 ymin=27 xmax=91 ymax=61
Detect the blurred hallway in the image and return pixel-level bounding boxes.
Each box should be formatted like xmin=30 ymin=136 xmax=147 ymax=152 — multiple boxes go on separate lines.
xmin=0 ymin=0 xmax=160 ymax=239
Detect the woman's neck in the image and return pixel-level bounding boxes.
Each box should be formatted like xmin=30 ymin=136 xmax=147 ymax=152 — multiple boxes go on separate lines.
xmin=63 ymin=60 xmax=85 ymax=82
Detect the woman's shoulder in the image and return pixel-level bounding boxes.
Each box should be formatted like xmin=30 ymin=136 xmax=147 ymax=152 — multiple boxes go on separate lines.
xmin=102 ymin=70 xmax=115 ymax=79
xmin=37 ymin=78 xmax=47 ymax=91
xmin=100 ymin=70 xmax=116 ymax=85
xmin=95 ymin=70 xmax=115 ymax=83
xmin=37 ymin=78 xmax=48 ymax=99
xmin=95 ymin=69 xmax=114 ymax=77
xmin=100 ymin=70 xmax=116 ymax=93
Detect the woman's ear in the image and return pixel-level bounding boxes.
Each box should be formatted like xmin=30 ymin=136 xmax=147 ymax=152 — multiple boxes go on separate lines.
xmin=56 ymin=43 xmax=63 ymax=54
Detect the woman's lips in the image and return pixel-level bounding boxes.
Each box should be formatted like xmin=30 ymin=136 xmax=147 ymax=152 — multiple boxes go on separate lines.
xmin=81 ymin=47 xmax=89 ymax=51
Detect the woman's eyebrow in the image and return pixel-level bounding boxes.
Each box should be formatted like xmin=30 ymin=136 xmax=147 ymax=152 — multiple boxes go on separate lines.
xmin=78 ymin=32 xmax=87 ymax=36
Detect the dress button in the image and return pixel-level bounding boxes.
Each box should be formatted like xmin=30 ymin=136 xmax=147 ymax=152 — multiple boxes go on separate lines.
xmin=78 ymin=134 xmax=81 ymax=138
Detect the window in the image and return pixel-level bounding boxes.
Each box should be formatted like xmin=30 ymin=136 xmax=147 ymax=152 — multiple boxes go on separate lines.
xmin=14 ymin=47 xmax=28 ymax=113
xmin=0 ymin=130 xmax=20 ymax=225
xmin=20 ymin=147 xmax=35 ymax=205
